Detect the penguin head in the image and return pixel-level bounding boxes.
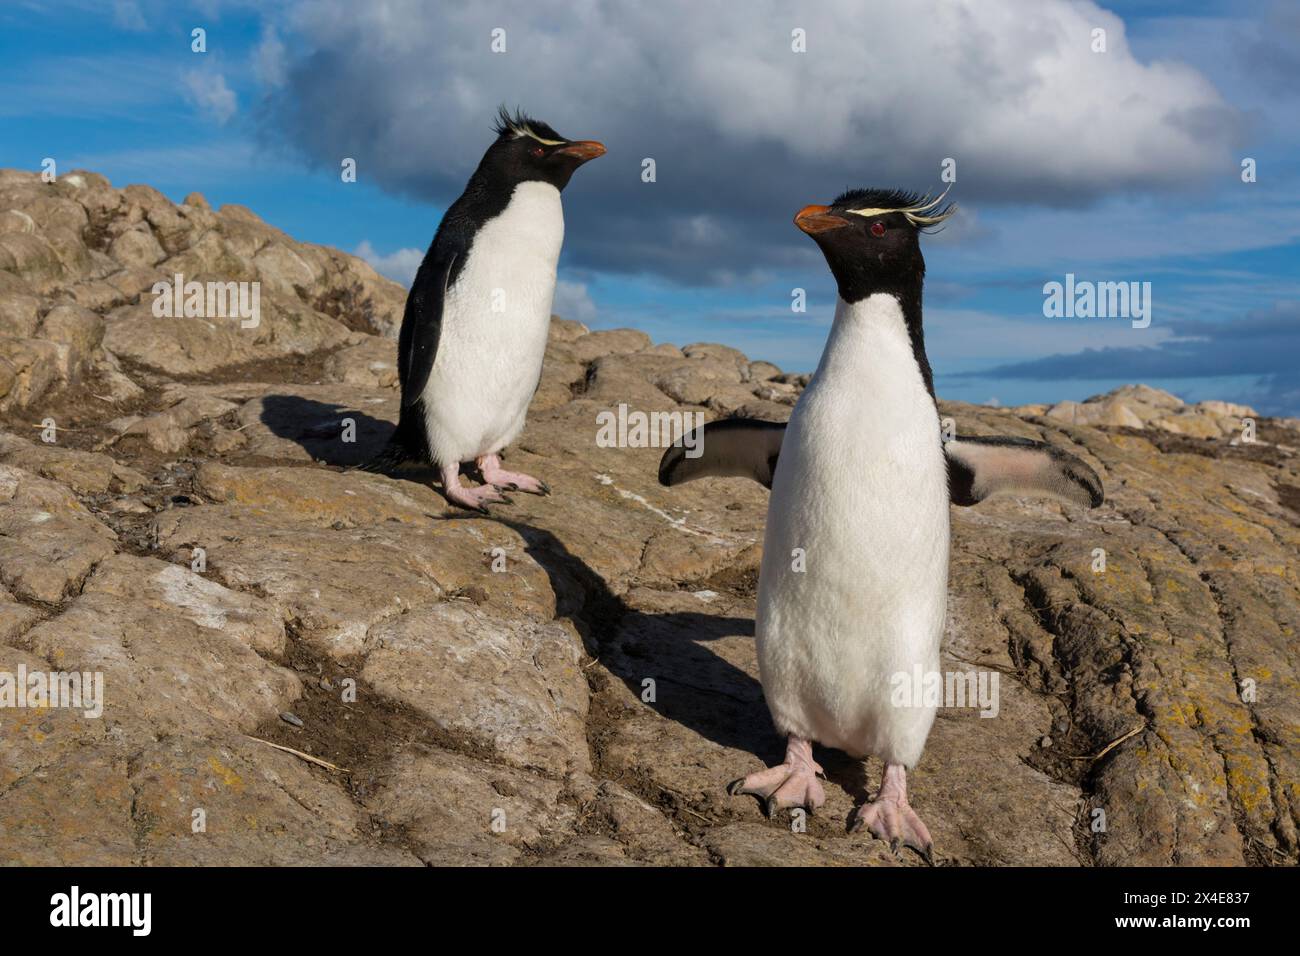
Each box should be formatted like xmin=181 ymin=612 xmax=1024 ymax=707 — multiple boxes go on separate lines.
xmin=794 ymin=187 xmax=954 ymax=302
xmin=485 ymin=107 xmax=606 ymax=191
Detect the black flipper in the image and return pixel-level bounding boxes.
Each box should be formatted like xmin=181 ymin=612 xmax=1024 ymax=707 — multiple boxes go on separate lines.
xmin=657 ymin=418 xmax=787 ymax=489
xmin=944 ymin=435 xmax=1104 ymax=508
xmin=360 ymin=243 xmax=463 ymax=473
xmin=657 ymin=419 xmax=1104 ymax=510
xmin=399 ymin=250 xmax=457 ymax=407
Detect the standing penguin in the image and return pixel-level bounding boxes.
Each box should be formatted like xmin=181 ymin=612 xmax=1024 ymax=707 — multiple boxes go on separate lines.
xmin=364 ymin=108 xmax=605 ymax=511
xmin=658 ymin=189 xmax=1103 ymax=860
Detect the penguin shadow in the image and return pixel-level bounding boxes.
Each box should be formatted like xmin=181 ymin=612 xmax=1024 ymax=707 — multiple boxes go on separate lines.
xmin=498 ymin=520 xmax=881 ymax=829
xmin=259 ymin=395 xmax=519 ymax=488
xmin=259 ymin=395 xmax=398 ymax=469
xmin=256 ymin=402 xmax=850 ymax=796
xmin=817 ymin=750 xmax=872 ymax=830
xmin=491 ymin=518 xmax=783 ymax=762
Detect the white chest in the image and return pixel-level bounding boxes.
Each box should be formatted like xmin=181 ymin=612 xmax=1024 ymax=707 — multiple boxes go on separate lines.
xmin=755 ymin=294 xmax=950 ymax=761
xmin=768 ymin=294 xmax=948 ymax=556
xmin=443 ymin=180 xmax=565 ymax=329
xmin=420 ymin=181 xmax=565 ymax=462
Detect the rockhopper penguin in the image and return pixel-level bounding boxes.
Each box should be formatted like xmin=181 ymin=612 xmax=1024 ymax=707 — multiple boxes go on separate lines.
xmin=364 ymin=108 xmax=605 ymax=512
xmin=658 ymin=189 xmax=1104 ymax=860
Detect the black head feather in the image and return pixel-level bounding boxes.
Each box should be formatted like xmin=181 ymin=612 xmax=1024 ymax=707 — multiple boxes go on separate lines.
xmin=830 ymin=186 xmax=955 ymax=231
xmin=493 ymin=105 xmax=563 ymax=143
xmin=831 ymin=187 xmax=928 ymax=210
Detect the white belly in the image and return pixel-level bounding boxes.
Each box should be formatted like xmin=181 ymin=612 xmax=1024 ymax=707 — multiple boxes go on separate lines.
xmin=755 ymin=294 xmax=949 ymax=766
xmin=421 ymin=181 xmax=563 ymax=465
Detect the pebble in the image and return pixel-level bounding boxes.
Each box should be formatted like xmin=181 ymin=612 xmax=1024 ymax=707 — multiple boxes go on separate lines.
xmin=279 ymin=712 xmax=304 ymax=728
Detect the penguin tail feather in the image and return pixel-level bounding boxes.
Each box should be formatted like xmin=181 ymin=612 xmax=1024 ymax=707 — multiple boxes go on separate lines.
xmin=355 ymin=440 xmax=412 ymax=474
xmin=355 ymin=404 xmax=433 ymax=475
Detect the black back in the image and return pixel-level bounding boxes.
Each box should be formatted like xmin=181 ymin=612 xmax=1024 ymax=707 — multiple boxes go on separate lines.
xmin=398 ymin=110 xmax=595 ymax=404
xmin=368 ymin=110 xmax=599 ymax=471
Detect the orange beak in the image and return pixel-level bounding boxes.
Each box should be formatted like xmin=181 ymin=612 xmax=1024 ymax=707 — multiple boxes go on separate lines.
xmin=794 ymin=204 xmax=849 ymax=234
xmin=557 ymin=140 xmax=606 ymax=162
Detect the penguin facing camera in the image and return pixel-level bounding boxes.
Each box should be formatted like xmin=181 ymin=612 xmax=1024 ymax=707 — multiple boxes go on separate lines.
xmin=659 ymin=188 xmax=1104 ymax=862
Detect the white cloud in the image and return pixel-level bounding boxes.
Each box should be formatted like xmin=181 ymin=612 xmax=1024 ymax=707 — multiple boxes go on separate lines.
xmin=355 ymin=240 xmax=423 ymax=286
xmin=674 ymin=215 xmax=725 ymax=245
xmin=254 ymin=25 xmax=287 ymax=87
xmin=553 ymin=279 xmax=597 ymax=323
xmin=0 ymin=54 xmax=176 ymax=120
xmin=925 ymin=307 xmax=1175 ymax=369
xmin=938 ymin=197 xmax=1300 ymax=273
xmin=183 ymin=68 xmax=237 ymax=124
xmin=277 ymin=0 xmax=1238 ymax=190
xmin=356 ymin=245 xmax=598 ymax=323
xmin=112 ymin=0 xmax=146 ymax=31
xmin=264 ymin=0 xmax=1242 ymax=282
xmin=72 ymin=141 xmax=265 ymax=184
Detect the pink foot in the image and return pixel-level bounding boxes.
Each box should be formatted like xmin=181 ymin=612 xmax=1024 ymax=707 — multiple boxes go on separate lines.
xmin=852 ymin=763 xmax=934 ymax=863
xmin=728 ymin=735 xmax=826 ymax=817
xmin=440 ymin=463 xmax=512 ymax=514
xmin=476 ymin=454 xmax=550 ymax=496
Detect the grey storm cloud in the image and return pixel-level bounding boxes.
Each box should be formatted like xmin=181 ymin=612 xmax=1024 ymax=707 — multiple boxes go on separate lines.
xmin=259 ymin=0 xmax=1244 ymax=283
xmin=1237 ymin=2 xmax=1300 ymax=94
xmin=972 ymin=303 xmax=1300 ymax=417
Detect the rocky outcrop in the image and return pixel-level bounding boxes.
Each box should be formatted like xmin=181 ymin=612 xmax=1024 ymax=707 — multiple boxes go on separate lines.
xmin=1030 ymin=383 xmax=1280 ymax=440
xmin=0 ymin=168 xmax=404 ymax=413
xmin=1 ymin=169 xmax=1297 ymax=866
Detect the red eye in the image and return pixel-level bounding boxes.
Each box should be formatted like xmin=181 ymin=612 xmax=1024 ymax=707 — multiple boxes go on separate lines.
xmin=871 ymin=222 xmax=886 ymax=237
xmin=530 ymin=146 xmax=545 ymax=158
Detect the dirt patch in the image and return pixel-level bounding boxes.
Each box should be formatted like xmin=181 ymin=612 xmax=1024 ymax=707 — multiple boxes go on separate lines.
xmin=700 ymin=561 xmax=759 ymax=598
xmin=0 ymin=367 xmax=152 ymax=455
xmin=1274 ymin=482 xmax=1300 ymax=525
xmin=127 ymin=346 xmax=345 ymax=389
xmin=303 ymin=281 xmax=380 ymax=337
xmin=245 ymin=624 xmax=503 ymax=855
xmin=1132 ymin=425 xmax=1295 ymax=467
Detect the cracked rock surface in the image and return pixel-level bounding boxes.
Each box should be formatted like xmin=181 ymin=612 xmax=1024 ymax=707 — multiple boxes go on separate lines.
xmin=1 ymin=168 xmax=1296 ymax=866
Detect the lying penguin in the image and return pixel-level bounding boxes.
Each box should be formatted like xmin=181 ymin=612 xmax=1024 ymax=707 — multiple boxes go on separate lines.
xmin=658 ymin=189 xmax=1103 ymax=861
xmin=364 ymin=108 xmax=605 ymax=512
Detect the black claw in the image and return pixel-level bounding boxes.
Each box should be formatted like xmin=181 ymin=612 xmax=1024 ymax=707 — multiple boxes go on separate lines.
xmin=726 ymin=778 xmax=746 ymax=797
xmin=498 ymin=494 xmax=515 ymax=506
xmin=539 ymin=481 xmax=552 ymax=496
xmin=890 ymin=837 xmax=901 ymax=855
xmin=848 ymin=817 xmax=863 ymax=835
xmin=764 ymin=796 xmax=779 ymax=819
xmin=921 ymin=844 xmax=936 ymax=867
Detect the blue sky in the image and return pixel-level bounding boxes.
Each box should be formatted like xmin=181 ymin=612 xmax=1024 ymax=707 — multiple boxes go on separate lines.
xmin=2 ymin=0 xmax=1297 ymax=414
